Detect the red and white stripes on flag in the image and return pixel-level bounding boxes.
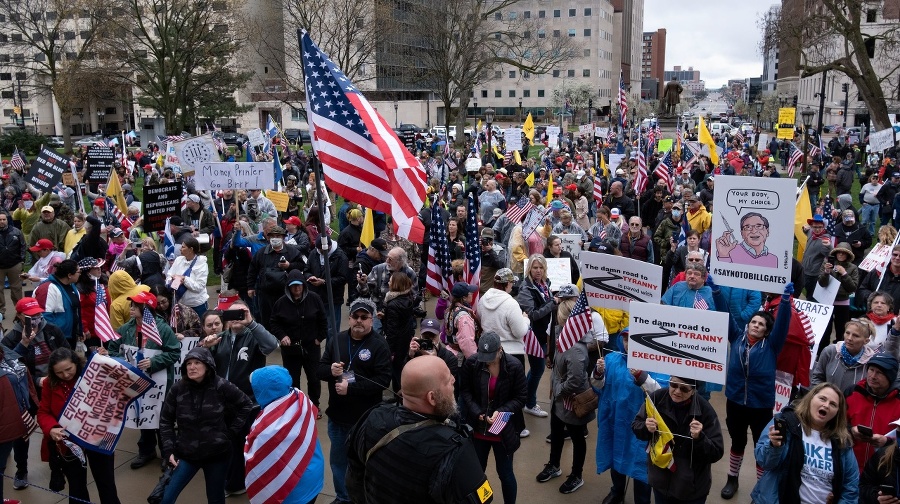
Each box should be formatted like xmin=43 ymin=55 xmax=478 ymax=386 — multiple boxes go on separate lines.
xmin=245 ymin=389 xmax=319 ymax=504
xmin=93 ymin=284 xmax=119 ymax=343
xmin=140 ymin=307 xmax=163 ymax=347
xmin=693 ymin=291 xmax=709 ymax=310
xmin=300 ymin=31 xmax=426 ymax=243
xmin=557 ymin=291 xmax=592 ymax=353
xmin=9 ymin=149 xmax=25 ymax=170
xmin=488 ymin=411 xmax=512 ymax=435
xmin=593 ymin=174 xmax=604 ymax=206
xmin=634 ymin=149 xmax=649 ymax=195
xmin=787 ymin=144 xmax=803 ymax=178
xmin=617 ymin=72 xmax=628 ymax=131
xmin=523 ymin=328 xmax=545 ymax=358
xmin=505 ymin=198 xmax=535 ymax=224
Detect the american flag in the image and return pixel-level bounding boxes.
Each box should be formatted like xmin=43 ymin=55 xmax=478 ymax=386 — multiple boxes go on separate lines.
xmin=503 ymin=149 xmax=512 ymax=166
xmin=593 ymin=171 xmax=604 ymax=206
xmin=9 ymin=148 xmax=25 ymax=170
xmin=807 ymin=141 xmax=821 ymax=160
xmin=488 ymin=411 xmax=513 ymax=435
xmin=505 ymin=197 xmax=535 ymax=223
xmin=606 ymin=127 xmax=615 ymax=145
xmin=654 ymin=151 xmax=674 ymax=193
xmin=106 ymin=196 xmax=127 ymax=228
xmin=94 ymin=283 xmax=119 ymax=343
xmin=425 ymin=203 xmax=452 ymax=296
xmin=617 ymin=72 xmax=628 ymax=131
xmin=734 ymin=129 xmax=745 ymax=144
xmin=634 ymin=138 xmax=649 ymax=195
xmin=653 ymin=122 xmax=661 ymax=145
xmin=787 ymin=143 xmax=803 ymax=178
xmin=523 ymin=328 xmax=545 ymax=358
xmin=157 ymin=135 xmax=186 ymax=143
xmin=693 ymin=291 xmax=708 ymax=310
xmin=647 ymin=126 xmax=656 ymax=147
xmin=140 ymin=306 xmax=163 ymax=347
xmin=465 ymin=194 xmax=481 ymax=305
xmin=821 ymin=196 xmax=838 ymax=237
xmin=299 ymin=30 xmax=426 ymax=242
xmin=557 ymin=290 xmax=592 ymax=353
xmin=245 ymin=389 xmax=319 ymax=504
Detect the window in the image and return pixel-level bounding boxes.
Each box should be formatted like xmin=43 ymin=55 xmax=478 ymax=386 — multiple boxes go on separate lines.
xmin=538 ymin=89 xmax=545 ymax=98
xmin=538 ymin=10 xmax=545 ymax=18
xmin=583 ymin=69 xmax=591 ymax=77
xmin=0 ymin=15 xmax=5 ymax=22
xmin=569 ymin=8 xmax=576 ymax=16
xmin=33 ymin=33 xmax=43 ymax=41
xmin=214 ymin=24 xmax=228 ymax=33
xmin=509 ymin=12 xmax=517 ymax=19
xmin=568 ymin=29 xmax=576 ymax=37
xmin=494 ymin=12 xmax=502 ymax=20
xmin=481 ymin=90 xmax=488 ymax=98
xmin=523 ymin=71 xmax=530 ymax=79
xmin=584 ymin=8 xmax=592 ymax=15
xmin=494 ymin=70 xmax=502 ymax=79
xmin=553 ymin=29 xmax=560 ymax=37
xmin=13 ymin=54 xmax=24 ymax=63
xmin=524 ymin=11 xmax=530 ymax=18
xmin=584 ymin=29 xmax=591 ymax=36
xmin=64 ymin=52 xmax=76 ymax=60
xmin=81 ymin=31 xmax=91 ymax=39
xmin=584 ymin=48 xmax=591 ymax=57
xmin=509 ymin=90 xmax=516 ymax=97
xmin=523 ymin=90 xmax=531 ymax=98
xmin=523 ymin=31 xmax=530 ymax=38
xmin=64 ymin=31 xmax=76 ymax=40
xmin=212 ymin=1 xmax=227 ymax=11
xmin=10 ymin=14 xmax=19 ymax=22
xmin=494 ymin=90 xmax=501 ymax=98
xmin=567 ymin=69 xmax=575 ymax=77
xmin=0 ymin=73 xmax=9 ymax=81
xmin=495 ymin=32 xmax=501 ymax=40
xmin=356 ymin=17 xmax=364 ymax=28
xmin=538 ymin=29 xmax=545 ymax=38
xmin=866 ymin=9 xmax=877 ymax=22
xmin=0 ymin=35 xmax=6 ymax=43
xmin=11 ymin=34 xmax=22 ymax=42
xmin=1 ymin=93 xmax=12 ymax=100
xmin=553 ymin=9 xmax=560 ymax=17
xmin=104 ymin=107 xmax=116 ymax=115
xmin=865 ymin=37 xmax=875 ymax=57
xmin=509 ymin=70 xmax=516 ymax=78
xmin=34 ymin=53 xmax=45 ymax=62
xmin=19 ymin=93 xmax=28 ymax=100
xmin=552 ymin=70 xmax=560 ymax=77
xmin=290 ymin=108 xmax=305 ymax=121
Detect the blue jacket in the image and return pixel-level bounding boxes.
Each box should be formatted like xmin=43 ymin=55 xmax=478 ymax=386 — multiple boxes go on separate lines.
xmin=724 ymin=295 xmax=791 ymax=408
xmin=594 ymin=352 xmax=652 ymax=482
xmin=661 ymin=281 xmax=723 ymax=311
xmin=752 ymin=409 xmax=858 ymax=504
xmin=718 ymin=286 xmax=763 ymax=330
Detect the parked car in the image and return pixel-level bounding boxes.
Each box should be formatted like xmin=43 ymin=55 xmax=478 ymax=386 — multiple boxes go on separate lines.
xmin=397 ymin=123 xmax=424 ymax=134
xmin=283 ymin=128 xmax=301 ymax=144
xmin=221 ymin=132 xmax=248 ymax=146
xmin=47 ymin=136 xmax=64 ymax=147
xmin=74 ymin=135 xmax=104 ymax=146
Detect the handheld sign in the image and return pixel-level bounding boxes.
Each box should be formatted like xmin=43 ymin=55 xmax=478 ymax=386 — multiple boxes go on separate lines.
xmin=26 ymin=148 xmax=69 ymax=191
xmin=246 ymin=128 xmax=266 ymax=147
xmin=174 ymin=135 xmax=221 ymax=174
xmin=580 ymin=252 xmax=663 ymax=311
xmin=85 ymin=146 xmax=116 ymax=183
xmin=194 ymin=162 xmax=275 ymax=190
xmin=142 ymin=181 xmax=184 ymax=233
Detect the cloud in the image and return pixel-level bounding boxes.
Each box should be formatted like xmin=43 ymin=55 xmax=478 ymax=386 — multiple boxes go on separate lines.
xmin=644 ymin=0 xmax=777 ymax=87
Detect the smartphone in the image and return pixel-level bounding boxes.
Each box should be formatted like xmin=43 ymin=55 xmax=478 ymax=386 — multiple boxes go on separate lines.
xmin=880 ymin=484 xmax=896 ymax=497
xmin=221 ymin=309 xmax=245 ymax=322
xmin=773 ymin=418 xmax=787 ymax=437
xmin=857 ymin=425 xmax=874 ymax=438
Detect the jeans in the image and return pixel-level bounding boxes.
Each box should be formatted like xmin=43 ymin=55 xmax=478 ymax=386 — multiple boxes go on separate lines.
xmin=652 ymin=489 xmax=707 ymax=504
xmin=862 ymin=203 xmax=879 ymax=236
xmin=473 ymin=438 xmax=517 ymax=504
xmin=525 ymin=347 xmax=546 ymax=409
xmin=328 ymin=419 xmax=353 ymax=502
xmin=192 ymin=302 xmax=208 ymax=318
xmin=162 ymin=452 xmax=232 ymax=504
xmin=608 ymin=468 xmax=652 ymax=504
xmin=0 ymin=440 xmax=12 ymax=502
xmin=282 ymin=345 xmax=322 ymax=407
xmin=51 ymin=441 xmax=121 ymax=504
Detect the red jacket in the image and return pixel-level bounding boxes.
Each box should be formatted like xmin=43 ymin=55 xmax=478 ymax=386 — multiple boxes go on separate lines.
xmin=845 ymin=380 xmax=900 ymax=472
xmin=0 ymin=377 xmax=27 ymax=443
xmin=765 ymin=296 xmax=812 ymax=387
xmin=37 ymin=376 xmax=76 ymax=462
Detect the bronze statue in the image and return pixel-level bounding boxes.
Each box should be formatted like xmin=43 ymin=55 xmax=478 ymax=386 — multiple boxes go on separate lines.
xmin=662 ymin=77 xmax=684 ymax=116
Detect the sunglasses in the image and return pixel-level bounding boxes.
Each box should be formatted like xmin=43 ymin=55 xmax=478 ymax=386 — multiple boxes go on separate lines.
xmin=669 ymin=382 xmax=694 ymax=393
xmin=350 ymin=313 xmax=372 ymax=321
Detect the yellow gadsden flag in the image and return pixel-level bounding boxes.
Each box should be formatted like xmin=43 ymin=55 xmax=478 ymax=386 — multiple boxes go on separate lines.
xmin=645 ymin=396 xmax=676 ymax=470
xmin=360 ymin=207 xmax=375 ymax=248
xmin=513 ymin=150 xmax=522 ymax=166
xmin=600 ymin=151 xmax=608 ymax=178
xmin=795 ymin=184 xmax=813 ymax=261
xmin=525 ymin=170 xmax=535 ymax=187
xmin=523 ymin=113 xmax=535 ymax=145
xmin=697 ymin=117 xmax=719 ymax=166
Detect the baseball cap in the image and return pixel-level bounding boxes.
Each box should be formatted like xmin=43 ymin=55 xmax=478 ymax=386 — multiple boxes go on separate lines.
xmin=28 ymin=238 xmax=54 ymax=252
xmin=893 ymin=172 xmax=900 ymax=178
xmin=283 ymin=216 xmax=302 ymax=226
xmin=451 ymin=282 xmax=478 ymax=298
xmin=109 ymin=227 xmax=124 ymax=238
xmin=557 ymin=284 xmax=579 ymax=299
xmin=215 ymin=293 xmax=240 ymax=311
xmin=187 ymin=194 xmax=201 ymax=203
xmin=610 ymin=208 xmax=621 ymax=218
xmin=94 ymin=198 xmax=105 ymax=207
xmin=494 ymin=268 xmax=518 ymax=283
xmin=40 ymin=205 xmax=54 ymax=213
xmin=476 ymin=332 xmax=502 ymax=362
xmin=481 ymin=228 xmax=494 ymax=240
xmin=267 ymin=226 xmax=287 ymax=236
xmin=370 ymin=238 xmax=387 ymax=253
xmin=128 ymin=291 xmax=158 ymax=310
xmin=420 ymin=318 xmax=441 ymax=335
xmin=169 ymin=216 xmax=184 ymax=226
xmin=350 ymin=298 xmax=376 ymax=315
xmin=15 ymin=297 xmax=43 ymax=316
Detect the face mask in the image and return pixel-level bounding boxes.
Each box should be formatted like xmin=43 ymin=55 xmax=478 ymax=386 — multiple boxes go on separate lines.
xmin=89 ymin=274 xmax=101 ymax=281
xmin=109 ymin=242 xmax=127 ymax=255
xmin=672 ymin=210 xmax=682 ymax=219
xmin=269 ymin=238 xmax=283 ymax=248
xmin=93 ymin=206 xmax=104 ymax=215
xmin=23 ymin=201 xmax=33 ymax=210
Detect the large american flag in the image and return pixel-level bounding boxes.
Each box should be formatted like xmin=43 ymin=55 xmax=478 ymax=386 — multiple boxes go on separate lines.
xmin=505 ymin=197 xmax=535 ymax=224
xmin=94 ymin=284 xmax=119 ymax=343
xmin=465 ymin=195 xmax=481 ymax=304
xmin=299 ymin=30 xmax=426 ymax=242
xmin=245 ymin=388 xmax=319 ymax=504
xmin=9 ymin=148 xmax=25 ymax=170
xmin=654 ymin=151 xmax=675 ymax=193
xmin=557 ymin=290 xmax=592 ymax=353
xmin=634 ymin=137 xmax=649 ymax=195
xmin=425 ymin=202 xmax=452 ymax=296
xmin=617 ymin=72 xmax=628 ymax=132
xmin=734 ymin=129 xmax=745 ymax=144
xmin=787 ymin=143 xmax=803 ymax=178
xmin=139 ymin=307 xmax=163 ymax=347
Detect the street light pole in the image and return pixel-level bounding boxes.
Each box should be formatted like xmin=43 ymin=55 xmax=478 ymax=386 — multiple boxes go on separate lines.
xmin=755 ymin=101 xmax=762 ymax=132
xmin=518 ymin=99 xmax=522 ymax=124
xmin=393 ymin=98 xmax=398 ymax=128
xmin=801 ymin=106 xmax=815 ymax=176
xmin=485 ymin=107 xmax=495 ymax=168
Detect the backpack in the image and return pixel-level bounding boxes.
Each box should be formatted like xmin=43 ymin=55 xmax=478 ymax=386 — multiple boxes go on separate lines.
xmin=446 ymin=305 xmax=482 ymax=346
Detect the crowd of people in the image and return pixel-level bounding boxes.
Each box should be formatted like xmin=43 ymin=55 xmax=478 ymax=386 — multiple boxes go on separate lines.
xmin=0 ymin=122 xmax=899 ymax=504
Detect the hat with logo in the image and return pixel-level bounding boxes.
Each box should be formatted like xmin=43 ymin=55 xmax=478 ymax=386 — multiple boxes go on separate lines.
xmin=216 ymin=293 xmax=240 ymax=311
xmin=494 ymin=268 xmax=518 ymax=283
xmin=476 ymin=332 xmax=502 ymax=362
xmin=128 ymin=291 xmax=158 ymax=310
xmin=28 ymin=238 xmax=54 ymax=252
xmin=15 ymin=297 xmax=43 ymax=316
xmin=557 ymin=284 xmax=579 ymax=299
xmin=350 ymin=298 xmax=376 ymax=315
xmin=867 ymin=353 xmax=899 ymax=383
xmin=283 ymin=216 xmax=303 ymax=227
xmin=420 ymin=318 xmax=441 ymax=335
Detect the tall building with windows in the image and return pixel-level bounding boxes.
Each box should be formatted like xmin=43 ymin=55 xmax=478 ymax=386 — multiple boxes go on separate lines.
xmin=641 ymin=28 xmax=666 ymax=99
xmin=611 ymin=0 xmax=644 ymax=103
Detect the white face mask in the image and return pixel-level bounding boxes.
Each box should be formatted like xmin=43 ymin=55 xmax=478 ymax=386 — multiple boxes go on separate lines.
xmin=269 ymin=238 xmax=283 ymax=248
xmin=89 ymin=274 xmax=101 ymax=281
xmin=23 ymin=201 xmax=33 ymax=210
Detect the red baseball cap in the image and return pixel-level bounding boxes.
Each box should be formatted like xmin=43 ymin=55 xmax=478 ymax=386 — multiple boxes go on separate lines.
xmin=16 ymin=297 xmax=43 ymax=316
xmin=283 ymin=216 xmax=302 ymax=227
xmin=128 ymin=291 xmax=158 ymax=310
xmin=94 ymin=198 xmax=105 ymax=207
xmin=28 ymin=238 xmax=54 ymax=252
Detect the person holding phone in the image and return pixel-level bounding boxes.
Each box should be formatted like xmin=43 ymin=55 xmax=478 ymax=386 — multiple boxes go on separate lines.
xmin=752 ymin=382 xmax=858 ymax=504
xmin=846 ymin=353 xmax=900 ymax=472
xmin=860 ymin=416 xmax=900 ymax=503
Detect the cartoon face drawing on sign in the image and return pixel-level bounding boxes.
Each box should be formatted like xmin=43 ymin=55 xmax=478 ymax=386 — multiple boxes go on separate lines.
xmin=716 ymin=212 xmax=778 ymax=267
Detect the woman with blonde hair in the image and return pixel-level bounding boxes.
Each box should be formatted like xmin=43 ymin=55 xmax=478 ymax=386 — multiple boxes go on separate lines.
xmin=517 ymin=254 xmax=557 ymax=420
xmin=752 ymin=382 xmax=858 ymax=504
xmin=811 ymin=318 xmax=879 ymax=393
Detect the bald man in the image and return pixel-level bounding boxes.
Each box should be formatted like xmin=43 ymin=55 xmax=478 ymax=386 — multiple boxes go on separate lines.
xmin=346 ymin=356 xmax=491 ymax=504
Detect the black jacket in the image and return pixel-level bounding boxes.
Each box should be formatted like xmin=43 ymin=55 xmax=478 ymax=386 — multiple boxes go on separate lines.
xmin=223 ymin=230 xmax=253 ymax=291
xmin=516 ymin=278 xmax=555 ymax=345
xmin=316 ymin=328 xmax=392 ymax=425
xmin=0 ymin=224 xmax=25 ymax=269
xmin=859 ymin=267 xmax=900 ymax=311
xmin=833 ymin=222 xmax=871 ymax=264
xmin=209 ymin=321 xmax=279 ymax=401
xmin=247 ymin=243 xmax=306 ymax=293
xmin=382 ymin=289 xmax=417 ymax=353
xmin=269 ymin=277 xmax=328 ymax=351
xmin=337 ymin=223 xmax=362 ymax=262
xmin=861 ymin=442 xmax=900 ymax=503
xmin=459 ymin=353 xmax=527 ymax=454
xmin=1 ymin=320 xmax=68 ymax=385
xmin=305 ymin=246 xmax=350 ymax=304
xmin=159 ymin=347 xmax=254 ymax=463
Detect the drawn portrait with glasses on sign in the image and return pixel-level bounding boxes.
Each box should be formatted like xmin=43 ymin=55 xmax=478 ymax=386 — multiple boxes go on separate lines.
xmin=715 ymin=212 xmax=778 ymax=267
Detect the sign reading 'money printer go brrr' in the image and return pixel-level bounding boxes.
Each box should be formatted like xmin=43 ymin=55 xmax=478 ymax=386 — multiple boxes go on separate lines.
xmin=194 ymin=162 xmax=275 ymax=191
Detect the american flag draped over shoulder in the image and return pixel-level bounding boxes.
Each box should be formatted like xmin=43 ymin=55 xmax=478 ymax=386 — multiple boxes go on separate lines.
xmin=94 ymin=283 xmax=119 ymax=343
xmin=557 ymin=291 xmax=592 ymax=353
xmin=299 ymin=30 xmax=426 ymax=242
xmin=425 ymin=202 xmax=452 ymax=296
xmin=617 ymin=72 xmax=628 ymax=131
xmin=654 ymin=151 xmax=674 ymax=193
xmin=787 ymin=143 xmax=803 ymax=178
xmin=140 ymin=307 xmax=163 ymax=347
xmin=9 ymin=148 xmax=25 ymax=170
xmin=245 ymin=388 xmax=319 ymax=504
xmin=487 ymin=411 xmax=512 ymax=435
xmin=465 ymin=194 xmax=481 ymax=304
xmin=505 ymin=197 xmax=535 ymax=224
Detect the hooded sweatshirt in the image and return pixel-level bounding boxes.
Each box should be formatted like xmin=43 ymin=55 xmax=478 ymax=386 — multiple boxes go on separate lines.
xmin=477 ymin=287 xmax=530 ymax=355
xmin=811 ymin=341 xmax=876 ymax=393
xmin=108 ymin=270 xmax=151 ymax=330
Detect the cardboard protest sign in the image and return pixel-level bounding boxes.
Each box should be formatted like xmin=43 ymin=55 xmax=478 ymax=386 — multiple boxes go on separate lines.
xmin=504 ymin=128 xmax=523 ymax=151
xmin=608 ymin=154 xmax=625 ymax=175
xmin=25 ymin=148 xmax=69 ymax=191
xmin=85 ymin=145 xmax=116 ymax=183
xmin=578 ymin=124 xmax=594 ymax=136
xmin=594 ymin=127 xmax=609 ymax=138
xmin=142 ymin=181 xmax=183 ymax=233
xmin=163 ymin=142 xmax=180 ymax=172
xmin=580 ymin=252 xmax=663 ymax=311
xmin=757 ymin=133 xmax=769 ymax=152
xmin=777 ymin=108 xmax=796 ymax=140
xmin=792 ymin=298 xmax=833 ymax=365
xmin=710 ymin=176 xmax=795 ymax=293
xmin=524 ymin=257 xmax=571 ymax=290
xmin=465 ymin=158 xmax=482 ymax=172
xmin=266 ymin=190 xmax=290 ymax=212
xmin=628 ymin=302 xmax=729 ymax=384
xmin=119 ymin=346 xmax=167 ymax=429
xmin=172 ymin=337 xmax=200 ymax=382
xmin=246 ymin=128 xmax=266 ymax=147
xmin=657 ymin=139 xmax=673 ymax=152
xmin=58 ymin=354 xmax=154 ymax=454
xmin=859 ymin=243 xmax=892 ymax=274
xmin=869 ymin=128 xmax=896 ymax=153
xmin=813 ymin=275 xmax=839 ymax=306
xmin=557 ymin=234 xmax=582 ymax=263
xmin=194 ymin=162 xmax=275 ymax=190
xmin=174 ymin=135 xmax=221 ymax=175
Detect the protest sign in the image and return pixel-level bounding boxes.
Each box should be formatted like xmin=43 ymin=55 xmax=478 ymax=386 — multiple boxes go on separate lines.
xmin=657 ymin=139 xmax=673 ymax=152
xmin=246 ymin=128 xmax=266 ymax=147
xmin=62 ymin=172 xmax=76 ymax=186
xmin=792 ymin=298 xmax=833 ymax=364
xmin=579 ymin=124 xmax=594 ymax=136
xmin=628 ymin=302 xmax=729 ymax=384
xmin=465 ymin=158 xmax=482 ymax=172
xmin=777 ymin=108 xmax=796 ymax=140
xmin=194 ymin=162 xmax=275 ymax=190
xmin=869 ymin=128 xmax=896 ymax=153
xmin=580 ymin=252 xmax=663 ymax=311
xmin=773 ymin=370 xmax=794 ymax=413
xmin=163 ymin=142 xmax=180 ymax=172
xmin=859 ymin=243 xmax=892 ymax=274
xmin=58 ymin=354 xmax=154 ymax=454
xmin=25 ymin=148 xmax=69 ymax=191
xmin=547 ymin=134 xmax=559 ymax=147
xmin=174 ymin=135 xmax=221 ymax=175
xmin=545 ymin=126 xmax=560 ymax=137
xmin=757 ymin=133 xmax=769 ymax=152
xmin=557 ymin=234 xmax=582 ymax=263
xmin=143 ymin=181 xmax=183 ymax=233
xmin=813 ymin=275 xmax=839 ymax=306
xmin=608 ymin=154 xmax=625 ymax=174
xmin=119 ymin=346 xmax=167 ymax=429
xmin=710 ymin=176 xmax=795 ymax=293
xmin=85 ymin=146 xmax=116 ymax=183
xmin=504 ymin=128 xmax=523 ymax=151
xmin=266 ymin=190 xmax=290 ymax=212
xmin=172 ymin=337 xmax=200 ymax=382
xmin=595 ymin=127 xmax=609 ymax=139
xmin=523 ymin=257 xmax=571 ymax=290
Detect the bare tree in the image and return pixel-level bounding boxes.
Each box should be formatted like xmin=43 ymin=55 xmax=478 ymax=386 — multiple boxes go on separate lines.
xmin=760 ymin=0 xmax=900 ymax=129
xmin=551 ymin=82 xmax=596 ymax=124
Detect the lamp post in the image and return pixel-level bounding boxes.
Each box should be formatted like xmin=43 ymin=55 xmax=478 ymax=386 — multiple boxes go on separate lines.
xmin=77 ymin=111 xmax=84 ymax=136
xmin=801 ymin=106 xmax=815 ymax=175
xmin=485 ymin=107 xmax=495 ymax=167
xmin=97 ymin=108 xmax=105 ymax=136
xmin=393 ymin=98 xmax=398 ymax=128
xmin=32 ymin=113 xmax=37 ymax=134
xmin=518 ymin=99 xmax=522 ymax=124
xmin=755 ymin=101 xmax=763 ymax=131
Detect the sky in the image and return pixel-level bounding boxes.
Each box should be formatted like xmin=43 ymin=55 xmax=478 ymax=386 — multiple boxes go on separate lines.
xmin=643 ymin=0 xmax=776 ymax=88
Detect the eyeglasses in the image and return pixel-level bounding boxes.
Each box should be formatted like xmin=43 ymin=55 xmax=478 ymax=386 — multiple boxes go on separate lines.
xmin=669 ymin=382 xmax=694 ymax=393
xmin=741 ymin=224 xmax=767 ymax=231
xmin=892 ymin=253 xmax=900 ymax=258
xmin=629 ymin=223 xmax=642 ymax=227
xmin=350 ymin=313 xmax=372 ymax=321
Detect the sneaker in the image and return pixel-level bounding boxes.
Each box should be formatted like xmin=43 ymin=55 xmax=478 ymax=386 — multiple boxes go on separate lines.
xmin=12 ymin=472 xmax=27 ymax=490
xmin=225 ymin=488 xmax=247 ymax=497
xmin=519 ymin=429 xmax=530 ymax=438
xmin=559 ymin=475 xmax=584 ymax=494
xmin=545 ymin=432 xmax=572 ymax=443
xmin=536 ymin=463 xmax=562 ymax=483
xmin=4 ymin=499 xmax=22 ymax=504
xmin=49 ymin=470 xmax=65 ymax=492
xmin=523 ymin=405 xmax=549 ymax=417
xmin=130 ymin=452 xmax=156 ymax=469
